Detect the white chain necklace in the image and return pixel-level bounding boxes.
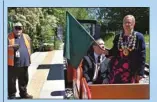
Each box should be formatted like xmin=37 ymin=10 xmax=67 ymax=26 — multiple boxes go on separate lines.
xmin=118 ymin=32 xmax=137 ymax=56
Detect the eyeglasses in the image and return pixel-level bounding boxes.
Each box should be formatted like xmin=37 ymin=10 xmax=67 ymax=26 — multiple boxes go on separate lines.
xmin=101 ymin=46 xmax=105 ymax=49
xmin=15 ymin=26 xmax=22 ymax=30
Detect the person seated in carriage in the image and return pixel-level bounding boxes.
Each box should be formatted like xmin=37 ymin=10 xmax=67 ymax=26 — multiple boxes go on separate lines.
xmin=82 ymin=38 xmax=111 ymax=84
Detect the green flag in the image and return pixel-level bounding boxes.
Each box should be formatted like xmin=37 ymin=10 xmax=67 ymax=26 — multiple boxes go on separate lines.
xmin=64 ymin=11 xmax=94 ymax=68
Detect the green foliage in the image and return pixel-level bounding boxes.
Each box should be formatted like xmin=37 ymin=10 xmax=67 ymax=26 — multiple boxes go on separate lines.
xmin=93 ymin=7 xmax=149 ymax=33
xmin=42 ymin=44 xmax=54 ymax=51
xmin=8 ymin=7 xmax=91 ymax=52
xmin=102 ymin=32 xmax=115 ymax=48
xmin=144 ymin=34 xmax=150 ymax=64
xmin=8 ymin=8 xmax=58 ymax=52
xmin=144 ymin=34 xmax=149 ymax=43
xmin=54 ymin=39 xmax=62 ymax=50
xmin=146 ymin=47 xmax=150 ymax=64
xmin=66 ymin=8 xmax=89 ymax=19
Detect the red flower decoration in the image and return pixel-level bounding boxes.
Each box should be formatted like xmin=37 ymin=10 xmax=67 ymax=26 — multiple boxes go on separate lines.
xmin=123 ymin=63 xmax=129 ymax=69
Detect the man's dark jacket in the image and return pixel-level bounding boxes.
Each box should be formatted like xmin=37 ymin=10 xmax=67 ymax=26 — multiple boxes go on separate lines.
xmin=82 ymin=52 xmax=111 ymax=84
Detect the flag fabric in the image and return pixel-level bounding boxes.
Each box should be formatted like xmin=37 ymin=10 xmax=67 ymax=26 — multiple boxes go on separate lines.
xmin=64 ymin=11 xmax=94 ymax=68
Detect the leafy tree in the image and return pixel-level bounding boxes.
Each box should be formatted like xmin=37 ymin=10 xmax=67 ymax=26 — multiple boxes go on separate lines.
xmin=8 ymin=8 xmax=58 ymax=51
xmin=8 ymin=7 xmax=91 ymax=51
xmin=94 ymin=7 xmax=149 ymax=34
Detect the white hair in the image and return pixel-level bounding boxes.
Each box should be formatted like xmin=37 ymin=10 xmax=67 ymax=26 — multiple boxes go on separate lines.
xmin=123 ymin=15 xmax=136 ymax=24
xmin=93 ymin=38 xmax=104 ymax=46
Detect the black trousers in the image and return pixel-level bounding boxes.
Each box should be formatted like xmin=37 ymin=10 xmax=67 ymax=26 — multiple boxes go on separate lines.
xmin=8 ymin=66 xmax=29 ymax=97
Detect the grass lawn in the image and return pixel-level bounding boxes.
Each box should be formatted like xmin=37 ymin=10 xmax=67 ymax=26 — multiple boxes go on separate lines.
xmin=103 ymin=34 xmax=150 ymax=64
xmin=144 ymin=34 xmax=150 ymax=64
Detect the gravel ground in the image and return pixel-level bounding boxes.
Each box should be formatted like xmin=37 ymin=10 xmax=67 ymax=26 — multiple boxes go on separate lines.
xmin=139 ymin=76 xmax=149 ymax=84
xmin=64 ymin=88 xmax=74 ymax=99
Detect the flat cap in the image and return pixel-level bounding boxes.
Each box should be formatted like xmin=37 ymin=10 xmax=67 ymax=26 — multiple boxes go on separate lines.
xmin=14 ymin=22 xmax=23 ymax=27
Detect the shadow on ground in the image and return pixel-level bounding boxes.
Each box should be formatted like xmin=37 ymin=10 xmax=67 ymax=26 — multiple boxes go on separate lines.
xmin=51 ymin=91 xmax=65 ymax=96
xmin=37 ymin=64 xmax=64 ymax=80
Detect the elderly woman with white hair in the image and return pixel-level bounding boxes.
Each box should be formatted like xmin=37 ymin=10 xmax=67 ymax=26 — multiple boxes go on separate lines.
xmin=107 ymin=15 xmax=146 ymax=84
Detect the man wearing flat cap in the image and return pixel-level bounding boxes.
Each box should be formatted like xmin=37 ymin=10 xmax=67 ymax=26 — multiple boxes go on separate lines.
xmin=8 ymin=22 xmax=33 ymax=99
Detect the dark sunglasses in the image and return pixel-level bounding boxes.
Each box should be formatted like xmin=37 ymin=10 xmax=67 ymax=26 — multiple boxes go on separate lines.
xmin=15 ymin=26 xmax=22 ymax=30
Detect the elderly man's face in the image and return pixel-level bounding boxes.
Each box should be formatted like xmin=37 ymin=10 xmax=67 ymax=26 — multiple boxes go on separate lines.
xmin=93 ymin=41 xmax=105 ymax=55
xmin=13 ymin=26 xmax=23 ymax=36
xmin=123 ymin=17 xmax=135 ymax=32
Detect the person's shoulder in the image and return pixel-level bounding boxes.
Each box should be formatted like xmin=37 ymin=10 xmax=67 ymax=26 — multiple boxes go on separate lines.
xmin=135 ymin=31 xmax=144 ymax=37
xmin=82 ymin=55 xmax=93 ymax=66
xmin=8 ymin=32 xmax=14 ymax=38
xmin=23 ymin=33 xmax=31 ymax=41
xmin=134 ymin=31 xmax=144 ymax=39
xmin=83 ymin=55 xmax=91 ymax=61
xmin=23 ymin=33 xmax=29 ymax=37
xmin=83 ymin=54 xmax=94 ymax=62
